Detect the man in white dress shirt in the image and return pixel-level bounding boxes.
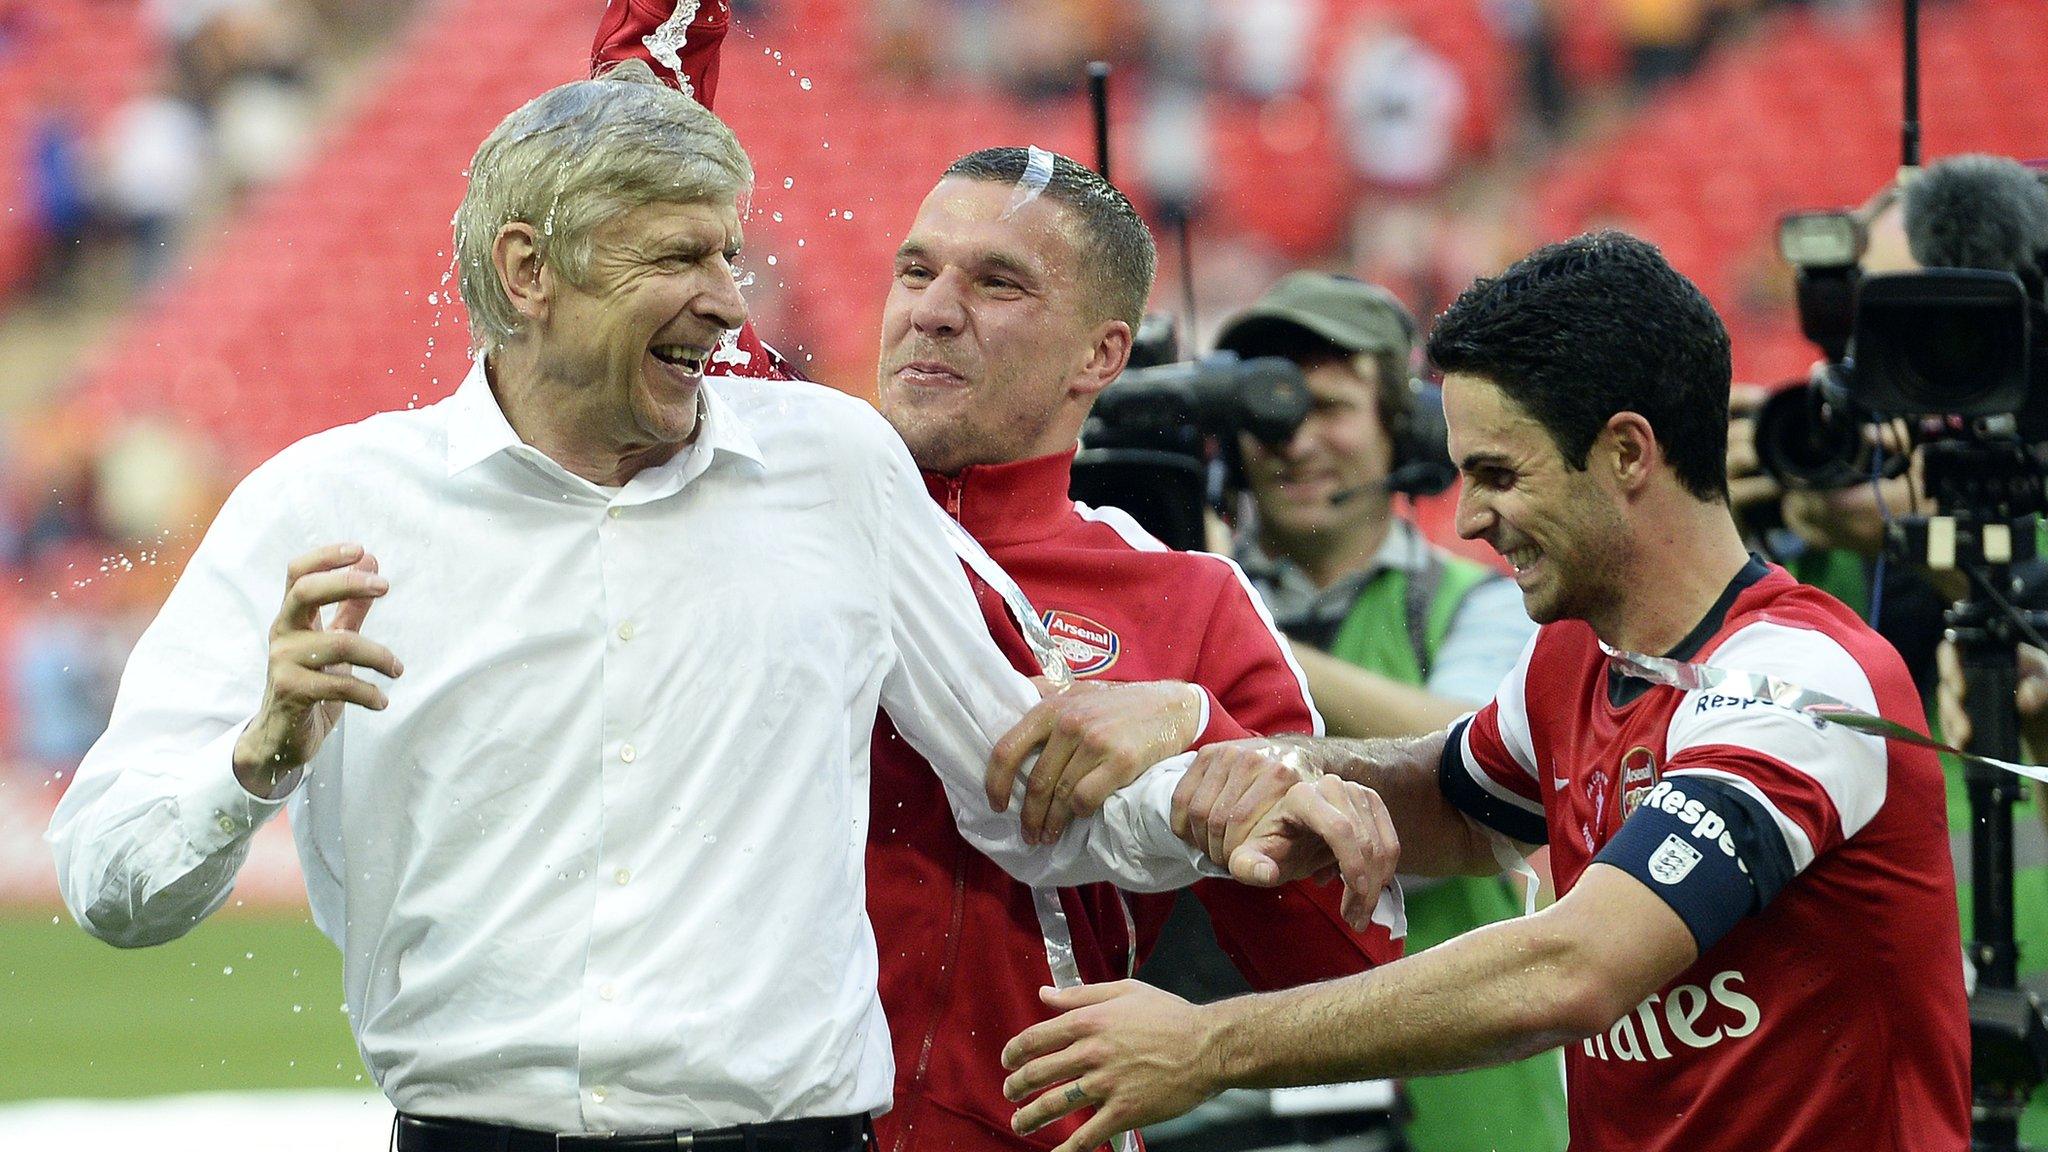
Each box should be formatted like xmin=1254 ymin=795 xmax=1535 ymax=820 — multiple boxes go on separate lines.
xmin=46 ymin=63 xmax=1387 ymax=1151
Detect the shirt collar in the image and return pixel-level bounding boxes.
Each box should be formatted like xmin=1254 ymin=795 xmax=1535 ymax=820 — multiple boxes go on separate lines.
xmin=444 ymin=358 xmax=523 ymax=477
xmin=922 ymin=449 xmax=1078 ymax=546
xmin=444 ymin=358 xmax=766 ymax=482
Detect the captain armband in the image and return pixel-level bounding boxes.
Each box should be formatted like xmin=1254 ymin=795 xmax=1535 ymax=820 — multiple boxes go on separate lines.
xmin=1593 ymin=776 xmax=1794 ymax=952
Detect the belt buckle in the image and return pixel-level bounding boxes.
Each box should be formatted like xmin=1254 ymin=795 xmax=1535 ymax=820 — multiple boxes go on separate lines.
xmin=674 ymin=1135 xmax=695 ymax=1151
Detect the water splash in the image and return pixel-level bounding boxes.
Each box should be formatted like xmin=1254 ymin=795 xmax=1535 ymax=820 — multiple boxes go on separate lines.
xmin=642 ymin=1 xmax=703 ymax=99
xmin=711 ymin=328 xmax=753 ymax=369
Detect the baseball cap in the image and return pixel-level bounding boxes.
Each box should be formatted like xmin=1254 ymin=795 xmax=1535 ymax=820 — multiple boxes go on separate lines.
xmin=1213 ymin=272 xmax=1417 ymax=359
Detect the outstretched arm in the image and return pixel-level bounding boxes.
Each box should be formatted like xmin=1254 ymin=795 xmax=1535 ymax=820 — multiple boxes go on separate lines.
xmin=1001 ymin=863 xmax=1696 ymax=1152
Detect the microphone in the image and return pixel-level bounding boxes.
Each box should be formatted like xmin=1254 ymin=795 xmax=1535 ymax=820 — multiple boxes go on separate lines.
xmin=1326 ymin=461 xmax=1458 ymax=506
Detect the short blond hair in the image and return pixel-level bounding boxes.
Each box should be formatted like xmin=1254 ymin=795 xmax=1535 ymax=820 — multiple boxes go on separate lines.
xmin=455 ymin=60 xmax=752 ymax=354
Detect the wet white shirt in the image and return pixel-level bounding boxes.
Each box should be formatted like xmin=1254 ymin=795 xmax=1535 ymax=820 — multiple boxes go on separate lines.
xmin=48 ymin=360 xmax=1214 ymax=1133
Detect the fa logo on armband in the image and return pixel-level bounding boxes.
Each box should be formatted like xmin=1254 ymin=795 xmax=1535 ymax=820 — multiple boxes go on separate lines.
xmin=1620 ymin=746 xmax=1659 ymax=818
xmin=1041 ymin=610 xmax=1121 ymax=677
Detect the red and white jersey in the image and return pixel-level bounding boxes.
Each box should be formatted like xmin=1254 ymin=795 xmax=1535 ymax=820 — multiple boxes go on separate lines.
xmin=1450 ymin=561 xmax=1968 ymax=1152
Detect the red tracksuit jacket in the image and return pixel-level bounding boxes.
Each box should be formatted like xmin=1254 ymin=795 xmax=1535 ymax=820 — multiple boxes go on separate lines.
xmin=590 ymin=11 xmax=1400 ymax=1152
xmin=871 ymin=453 xmax=1399 ymax=1152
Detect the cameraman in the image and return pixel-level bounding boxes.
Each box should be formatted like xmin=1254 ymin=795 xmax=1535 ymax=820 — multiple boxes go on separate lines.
xmin=1728 ymin=185 xmax=1955 ymax=697
xmin=1785 ymin=153 xmax=2048 ymax=1142
xmin=1217 ymin=274 xmax=1563 ymax=1152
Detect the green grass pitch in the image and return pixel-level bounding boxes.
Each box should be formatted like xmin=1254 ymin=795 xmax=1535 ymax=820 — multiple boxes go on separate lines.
xmin=0 ymin=908 xmax=363 ymax=1101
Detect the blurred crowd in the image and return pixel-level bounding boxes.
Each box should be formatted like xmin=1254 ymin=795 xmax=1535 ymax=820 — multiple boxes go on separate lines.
xmin=23 ymin=0 xmax=403 ymax=297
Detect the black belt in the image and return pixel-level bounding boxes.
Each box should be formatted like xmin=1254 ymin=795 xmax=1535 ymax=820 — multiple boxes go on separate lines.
xmin=394 ymin=1112 xmax=871 ymax=1152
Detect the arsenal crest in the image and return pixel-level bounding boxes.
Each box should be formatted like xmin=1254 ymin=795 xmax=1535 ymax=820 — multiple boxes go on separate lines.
xmin=1620 ymin=746 xmax=1659 ymax=818
xmin=1041 ymin=610 xmax=1121 ymax=677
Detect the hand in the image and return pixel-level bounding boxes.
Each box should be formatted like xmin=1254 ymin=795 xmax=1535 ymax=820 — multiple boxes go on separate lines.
xmin=1228 ymin=776 xmax=1399 ymax=932
xmin=1725 ymin=383 xmax=1781 ymax=525
xmin=1001 ymin=981 xmax=1222 ymax=1152
xmin=988 ymin=679 xmax=1205 ymax=844
xmin=1173 ymin=737 xmax=1322 ymax=863
xmin=1939 ymin=639 xmax=2048 ymax=757
xmin=232 ymin=543 xmax=403 ymax=797
xmin=1778 ymin=418 xmax=1922 ymax=559
xmin=1936 ymin=638 xmax=1970 ymax=750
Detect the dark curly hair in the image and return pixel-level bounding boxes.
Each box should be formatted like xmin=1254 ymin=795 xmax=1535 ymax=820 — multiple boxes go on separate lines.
xmin=1426 ymin=231 xmax=1733 ymax=502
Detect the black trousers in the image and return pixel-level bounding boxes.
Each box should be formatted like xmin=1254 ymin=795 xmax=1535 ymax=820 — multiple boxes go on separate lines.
xmin=391 ymin=1111 xmax=872 ymax=1152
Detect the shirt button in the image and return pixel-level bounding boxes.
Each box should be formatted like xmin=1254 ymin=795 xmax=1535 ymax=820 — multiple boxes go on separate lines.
xmin=608 ymin=507 xmax=623 ymax=519
xmin=614 ymin=868 xmax=632 ymax=886
xmin=599 ymin=983 xmax=616 ymax=1001
xmin=620 ymin=744 xmax=636 ymax=764
xmin=591 ymin=1086 xmax=608 ymax=1104
xmin=216 ymin=815 xmax=237 ymax=834
xmin=617 ymin=621 xmax=636 ymax=642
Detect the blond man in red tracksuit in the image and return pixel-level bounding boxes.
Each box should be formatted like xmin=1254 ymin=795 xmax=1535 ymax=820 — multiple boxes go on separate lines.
xmin=592 ymin=9 xmax=1401 ymax=1152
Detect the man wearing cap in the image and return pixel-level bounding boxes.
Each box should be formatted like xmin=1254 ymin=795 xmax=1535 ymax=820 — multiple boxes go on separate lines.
xmin=1212 ymin=273 xmax=1563 ymax=1152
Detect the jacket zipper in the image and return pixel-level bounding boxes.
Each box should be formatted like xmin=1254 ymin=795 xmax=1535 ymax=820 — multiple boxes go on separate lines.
xmin=896 ymin=854 xmax=970 ymax=1152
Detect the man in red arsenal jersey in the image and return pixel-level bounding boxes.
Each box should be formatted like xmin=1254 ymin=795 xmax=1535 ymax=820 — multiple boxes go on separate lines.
xmin=589 ymin=8 xmax=1401 ymax=1152
xmin=1004 ymin=232 xmax=1970 ymax=1152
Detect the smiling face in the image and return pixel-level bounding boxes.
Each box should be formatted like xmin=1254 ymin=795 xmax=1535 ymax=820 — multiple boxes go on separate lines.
xmin=877 ymin=177 xmax=1126 ymax=474
xmin=1242 ymin=355 xmax=1396 ymax=539
xmin=533 ymin=198 xmax=748 ymax=453
xmin=1445 ymin=371 xmax=1630 ymax=630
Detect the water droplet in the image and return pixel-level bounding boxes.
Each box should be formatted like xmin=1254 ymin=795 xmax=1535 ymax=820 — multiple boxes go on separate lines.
xmin=766 ymin=255 xmax=778 ymax=266
xmin=799 ymin=78 xmax=812 ymax=91
xmin=783 ymin=177 xmax=794 ymax=189
xmin=771 ymin=211 xmax=783 ymax=222
xmin=843 ymin=210 xmax=854 ymax=221
xmin=222 ymin=966 xmax=234 ymax=975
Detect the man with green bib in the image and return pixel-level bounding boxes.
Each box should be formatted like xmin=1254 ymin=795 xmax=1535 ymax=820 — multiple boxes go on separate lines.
xmin=1220 ymin=272 xmax=1564 ymax=1152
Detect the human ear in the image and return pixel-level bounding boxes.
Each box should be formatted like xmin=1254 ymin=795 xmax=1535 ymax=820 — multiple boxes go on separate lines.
xmin=492 ymin=222 xmax=549 ymax=323
xmin=1071 ymin=320 xmax=1134 ymax=400
xmin=1606 ymin=411 xmax=1659 ymax=490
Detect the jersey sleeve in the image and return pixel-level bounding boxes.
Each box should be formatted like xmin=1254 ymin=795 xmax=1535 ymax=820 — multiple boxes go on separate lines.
xmin=1659 ymin=620 xmax=1891 ymax=875
xmin=1438 ymin=631 xmax=1546 ymax=845
xmin=591 ymin=0 xmax=730 ymax=106
xmin=1193 ymin=874 xmax=1403 ymax=983
xmin=1592 ymin=774 xmax=1789 ymax=951
xmin=1187 ymin=553 xmax=1322 ymax=744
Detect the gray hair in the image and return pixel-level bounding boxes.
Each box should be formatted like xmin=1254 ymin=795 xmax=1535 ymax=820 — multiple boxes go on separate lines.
xmin=455 ymin=59 xmax=753 ymax=354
